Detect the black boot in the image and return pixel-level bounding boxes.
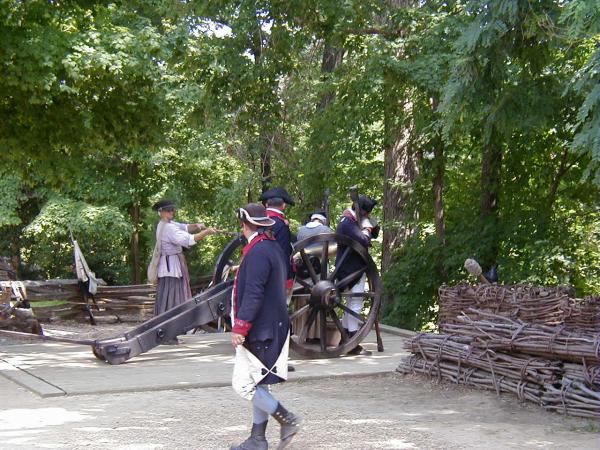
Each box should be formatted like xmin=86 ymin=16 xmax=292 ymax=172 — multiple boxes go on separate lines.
xmin=345 ymin=330 xmax=371 ymax=356
xmin=230 ymin=421 xmax=268 ymax=450
xmin=271 ymin=403 xmax=302 ymax=450
xmin=347 ymin=344 xmax=372 ymax=356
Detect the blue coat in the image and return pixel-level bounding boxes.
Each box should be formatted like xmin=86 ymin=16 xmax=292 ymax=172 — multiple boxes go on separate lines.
xmin=268 ymin=212 xmax=295 ymax=283
xmin=335 ymin=211 xmax=371 ymax=288
xmin=234 ymin=236 xmax=290 ymax=384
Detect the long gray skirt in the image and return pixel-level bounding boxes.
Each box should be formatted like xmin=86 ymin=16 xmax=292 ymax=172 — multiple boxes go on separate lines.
xmin=154 ymin=254 xmax=192 ymax=316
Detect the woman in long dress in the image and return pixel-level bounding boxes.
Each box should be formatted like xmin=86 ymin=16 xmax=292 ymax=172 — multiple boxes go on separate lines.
xmin=152 ymin=199 xmax=216 ymax=323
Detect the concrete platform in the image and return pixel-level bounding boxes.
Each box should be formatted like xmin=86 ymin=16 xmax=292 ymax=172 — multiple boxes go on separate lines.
xmin=0 ymin=327 xmax=413 ymax=398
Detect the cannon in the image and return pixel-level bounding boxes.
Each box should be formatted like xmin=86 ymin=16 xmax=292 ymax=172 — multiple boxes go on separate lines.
xmin=0 ymin=232 xmax=382 ymax=364
xmin=92 ymin=280 xmax=232 ymax=364
xmin=212 ymin=232 xmax=382 ymax=359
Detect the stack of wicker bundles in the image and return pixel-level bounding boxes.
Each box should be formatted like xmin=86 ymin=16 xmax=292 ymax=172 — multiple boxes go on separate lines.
xmin=398 ymin=284 xmax=600 ymax=418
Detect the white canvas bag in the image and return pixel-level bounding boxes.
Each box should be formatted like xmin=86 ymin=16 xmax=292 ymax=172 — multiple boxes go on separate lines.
xmin=147 ymin=221 xmax=165 ymax=285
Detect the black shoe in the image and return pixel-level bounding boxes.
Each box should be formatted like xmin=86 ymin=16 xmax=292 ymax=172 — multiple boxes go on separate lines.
xmin=288 ymin=364 xmax=296 ymax=372
xmin=272 ymin=403 xmax=302 ymax=449
xmin=347 ymin=345 xmax=372 ymax=356
xmin=230 ymin=421 xmax=268 ymax=450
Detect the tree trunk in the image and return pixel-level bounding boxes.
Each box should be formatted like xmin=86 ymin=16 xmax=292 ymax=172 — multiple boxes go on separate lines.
xmin=431 ymin=124 xmax=447 ymax=282
xmin=479 ymin=135 xmax=503 ymax=270
xmin=431 ymin=99 xmax=445 ymax=247
xmin=128 ymin=162 xmax=141 ymax=284
xmin=382 ymin=103 xmax=419 ymax=272
xmin=247 ymin=19 xmax=277 ymax=195
xmin=260 ymin=147 xmax=272 ymax=192
xmin=130 ymin=202 xmax=141 ymax=284
xmin=381 ymin=0 xmax=416 ymax=273
xmin=10 ymin=240 xmax=21 ymax=279
xmin=547 ymin=148 xmax=571 ymax=211
xmin=536 ymin=147 xmax=575 ymax=236
xmin=432 ymin=140 xmax=445 ymax=245
xmin=318 ymin=43 xmax=344 ymax=110
xmin=303 ymin=42 xmax=344 ymax=212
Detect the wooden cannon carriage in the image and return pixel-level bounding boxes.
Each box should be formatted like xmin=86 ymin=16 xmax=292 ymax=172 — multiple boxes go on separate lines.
xmin=211 ymin=232 xmax=383 ymax=359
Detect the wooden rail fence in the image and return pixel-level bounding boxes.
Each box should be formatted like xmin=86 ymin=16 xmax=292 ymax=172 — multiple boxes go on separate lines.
xmin=9 ymin=276 xmax=212 ymax=323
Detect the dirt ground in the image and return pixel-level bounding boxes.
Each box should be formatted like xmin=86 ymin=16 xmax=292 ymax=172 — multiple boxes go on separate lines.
xmin=1 ymin=322 xmax=598 ymax=449
xmin=1 ymin=372 xmax=598 ymax=450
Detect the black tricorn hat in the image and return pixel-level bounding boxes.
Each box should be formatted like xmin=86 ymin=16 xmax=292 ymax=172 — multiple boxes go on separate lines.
xmin=152 ymin=199 xmax=176 ymax=212
xmin=259 ymin=187 xmax=295 ymax=206
xmin=357 ymin=195 xmax=377 ymax=213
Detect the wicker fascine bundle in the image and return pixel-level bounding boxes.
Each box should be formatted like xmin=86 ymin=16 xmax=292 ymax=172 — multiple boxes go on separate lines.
xmin=399 ymin=281 xmax=600 ymax=419
xmin=399 ymin=350 xmax=600 ymax=418
xmin=562 ymin=296 xmax=600 ymax=331
xmin=398 ymin=318 xmax=600 ymax=418
xmin=446 ymin=310 xmax=600 ymax=364
xmin=438 ymin=283 xmax=581 ymax=330
xmin=398 ymin=353 xmax=546 ymax=405
xmin=405 ymin=332 xmax=563 ymax=385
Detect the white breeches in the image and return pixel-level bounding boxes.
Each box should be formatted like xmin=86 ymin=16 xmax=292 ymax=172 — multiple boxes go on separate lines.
xmin=341 ymin=273 xmax=366 ymax=333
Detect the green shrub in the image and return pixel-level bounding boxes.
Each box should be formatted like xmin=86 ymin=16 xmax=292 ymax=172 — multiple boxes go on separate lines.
xmin=22 ymin=197 xmax=132 ymax=284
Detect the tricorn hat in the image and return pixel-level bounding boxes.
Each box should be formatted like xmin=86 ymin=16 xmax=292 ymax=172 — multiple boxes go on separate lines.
xmin=357 ymin=195 xmax=377 ymax=214
xmin=152 ymin=199 xmax=176 ymax=212
xmin=259 ymin=187 xmax=295 ymax=206
xmin=237 ymin=203 xmax=276 ymax=227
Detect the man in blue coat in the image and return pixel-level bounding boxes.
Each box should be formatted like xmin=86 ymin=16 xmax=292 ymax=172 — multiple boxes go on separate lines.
xmin=230 ymin=203 xmax=302 ymax=450
xmin=335 ymin=194 xmax=380 ymax=355
xmin=259 ymin=187 xmax=296 ymax=295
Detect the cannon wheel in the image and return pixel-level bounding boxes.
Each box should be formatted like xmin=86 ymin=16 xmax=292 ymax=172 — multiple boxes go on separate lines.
xmin=197 ymin=235 xmax=245 ymax=333
xmin=212 ymin=235 xmax=245 ymax=285
xmin=92 ymin=346 xmax=106 ymax=361
xmin=290 ymin=233 xmax=381 ymax=358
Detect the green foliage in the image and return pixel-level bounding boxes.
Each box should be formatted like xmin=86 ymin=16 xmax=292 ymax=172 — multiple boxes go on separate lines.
xmin=0 ymin=0 xmax=175 ymax=185
xmin=0 ymin=169 xmax=27 ymax=227
xmin=142 ymin=141 xmax=249 ymax=280
xmin=0 ymin=1 xmax=597 ymax=333
xmin=382 ymin=234 xmax=445 ymax=331
xmin=376 ymin=1 xmax=600 ymax=330
xmin=22 ymin=197 xmax=132 ymax=283
xmin=568 ymin=44 xmax=600 ymax=183
xmin=500 ymin=202 xmax=600 ymax=295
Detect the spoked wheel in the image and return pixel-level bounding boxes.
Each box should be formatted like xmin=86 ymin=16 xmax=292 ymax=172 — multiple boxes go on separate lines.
xmin=195 ymin=235 xmax=244 ymax=333
xmin=289 ymin=233 xmax=381 ymax=358
xmin=212 ymin=235 xmax=245 ymax=285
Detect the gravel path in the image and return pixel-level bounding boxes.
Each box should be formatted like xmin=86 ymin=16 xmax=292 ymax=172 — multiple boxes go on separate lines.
xmin=1 ymin=371 xmax=597 ymax=449
xmin=1 ymin=322 xmax=598 ymax=449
